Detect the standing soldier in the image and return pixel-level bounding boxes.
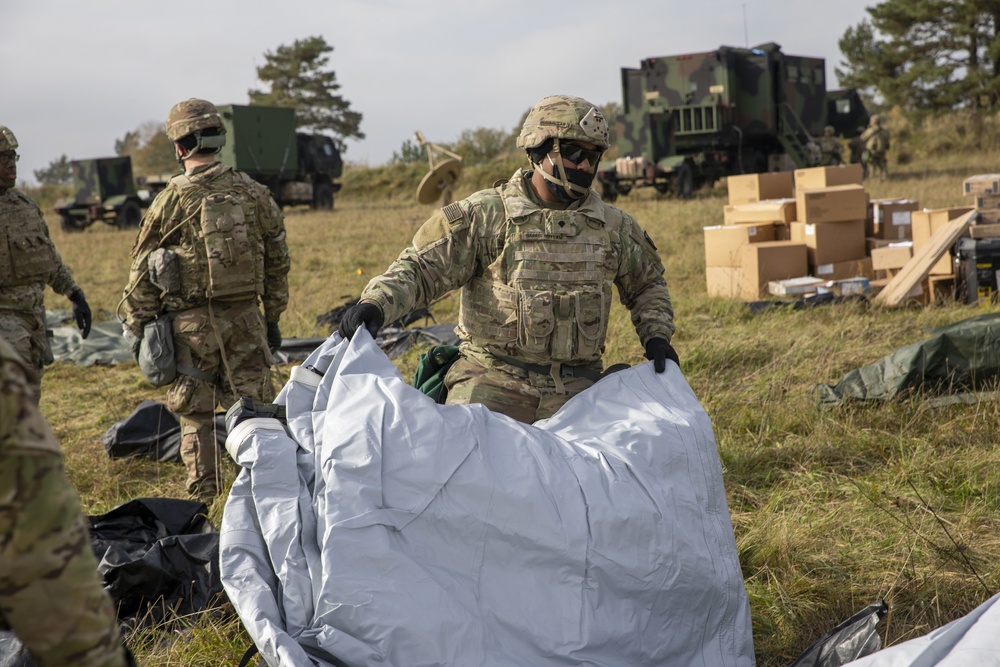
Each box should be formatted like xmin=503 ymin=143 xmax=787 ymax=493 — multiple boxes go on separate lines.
xmin=338 ymin=94 xmax=676 ymax=424
xmin=120 ymin=99 xmax=290 ymax=501
xmin=0 ymin=337 xmax=134 ymax=667
xmin=818 ymin=125 xmax=843 ymax=166
xmin=861 ymin=114 xmax=891 ymax=180
xmin=848 ymin=126 xmax=866 ymax=176
xmin=0 ymin=124 xmax=92 ymax=400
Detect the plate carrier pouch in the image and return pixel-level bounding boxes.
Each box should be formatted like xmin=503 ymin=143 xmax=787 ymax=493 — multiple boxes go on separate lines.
xmin=0 ymin=192 xmax=57 ymax=289
xmin=138 ymin=314 xmax=177 ymax=387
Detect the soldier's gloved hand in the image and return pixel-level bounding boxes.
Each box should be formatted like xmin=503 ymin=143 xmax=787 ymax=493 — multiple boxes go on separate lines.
xmin=338 ymin=301 xmax=385 ymax=340
xmin=69 ymin=288 xmax=92 ymax=339
xmin=644 ymin=337 xmax=679 ymax=373
xmin=266 ymin=321 xmax=282 ymax=354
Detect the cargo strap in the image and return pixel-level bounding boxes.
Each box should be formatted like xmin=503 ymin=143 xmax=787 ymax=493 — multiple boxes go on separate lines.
xmin=176 ymin=362 xmax=216 ymax=383
xmin=491 ymin=352 xmax=601 ymax=383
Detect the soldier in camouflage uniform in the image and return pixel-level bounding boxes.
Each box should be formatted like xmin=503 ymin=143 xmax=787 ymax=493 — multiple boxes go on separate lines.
xmin=0 ymin=125 xmax=92 ymax=400
xmin=121 ymin=99 xmax=290 ymax=500
xmin=0 ymin=337 xmax=132 ymax=667
xmin=818 ymin=125 xmax=843 ymax=166
xmin=848 ymin=126 xmax=866 ymax=176
xmin=339 ymin=95 xmax=676 ymax=423
xmin=860 ymin=114 xmax=891 ymax=180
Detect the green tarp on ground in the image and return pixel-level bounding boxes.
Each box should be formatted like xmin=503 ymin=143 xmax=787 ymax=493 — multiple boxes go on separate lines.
xmin=817 ymin=313 xmax=1000 ymax=406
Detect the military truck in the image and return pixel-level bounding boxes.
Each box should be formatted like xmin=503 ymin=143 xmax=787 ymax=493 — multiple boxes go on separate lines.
xmin=596 ymin=42 xmax=869 ymax=200
xmin=53 ymin=156 xmax=149 ymax=232
xmin=217 ymin=104 xmax=343 ymax=210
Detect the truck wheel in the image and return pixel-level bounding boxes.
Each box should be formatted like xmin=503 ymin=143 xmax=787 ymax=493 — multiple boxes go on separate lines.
xmin=312 ymin=183 xmax=334 ymax=211
xmin=60 ymin=214 xmax=88 ymax=233
xmin=115 ymin=201 xmax=142 ymax=229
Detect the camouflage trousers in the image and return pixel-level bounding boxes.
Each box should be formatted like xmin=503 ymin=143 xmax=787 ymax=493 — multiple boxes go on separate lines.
xmin=443 ymin=356 xmax=595 ymax=423
xmin=864 ymin=152 xmax=888 ymax=179
xmin=0 ymin=450 xmax=128 ymax=667
xmin=0 ymin=309 xmax=48 ymax=399
xmin=166 ymin=301 xmax=274 ymax=499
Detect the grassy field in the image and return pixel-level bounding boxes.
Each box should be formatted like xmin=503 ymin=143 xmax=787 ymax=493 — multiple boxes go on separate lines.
xmin=34 ymin=150 xmax=1000 ymax=665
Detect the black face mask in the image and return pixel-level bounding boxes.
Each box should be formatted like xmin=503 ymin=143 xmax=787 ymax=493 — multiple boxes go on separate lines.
xmin=543 ymin=164 xmax=596 ymax=202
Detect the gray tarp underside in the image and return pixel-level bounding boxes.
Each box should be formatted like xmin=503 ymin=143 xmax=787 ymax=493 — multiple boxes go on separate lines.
xmin=817 ymin=313 xmax=1000 ymax=406
xmin=219 ymin=332 xmax=755 ymax=667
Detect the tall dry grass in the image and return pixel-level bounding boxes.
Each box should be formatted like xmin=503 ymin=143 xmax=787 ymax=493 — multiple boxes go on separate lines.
xmin=33 ymin=149 xmax=1000 ymax=665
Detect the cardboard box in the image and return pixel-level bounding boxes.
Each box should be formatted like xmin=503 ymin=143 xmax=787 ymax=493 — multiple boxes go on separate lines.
xmin=868 ymin=199 xmax=917 ymax=240
xmin=975 ymin=194 xmax=1000 ymax=210
xmin=723 ymin=199 xmax=797 ymax=224
xmin=870 ymin=243 xmax=913 ymax=271
xmin=774 ymin=222 xmax=791 ymax=241
xmin=768 ymin=276 xmax=826 ymax=296
xmin=794 ymin=164 xmax=864 ymax=191
xmin=727 ymin=172 xmax=795 ymax=205
xmin=970 ymin=223 xmax=1000 ymax=239
xmin=790 ymin=219 xmax=867 ymax=266
xmin=963 ymin=173 xmax=1000 ymax=196
xmin=911 ymin=207 xmax=972 ymax=275
xmin=977 ymin=209 xmax=1000 ymax=224
xmin=796 ymin=185 xmax=868 ymax=224
xmin=813 ymin=256 xmax=874 ymax=281
xmin=740 ymin=242 xmax=809 ymax=300
xmin=706 ymin=266 xmax=743 ymax=299
xmin=704 ymin=224 xmax=776 ymax=267
xmin=867 ymin=237 xmax=897 ymax=253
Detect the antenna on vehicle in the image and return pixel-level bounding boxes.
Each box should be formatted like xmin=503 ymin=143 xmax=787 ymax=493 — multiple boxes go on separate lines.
xmin=414 ymin=131 xmax=463 ymax=206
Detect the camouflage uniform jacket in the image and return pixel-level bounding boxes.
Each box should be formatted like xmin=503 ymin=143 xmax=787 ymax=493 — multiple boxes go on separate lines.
xmin=0 ymin=187 xmax=79 ymax=312
xmin=121 ymin=162 xmax=290 ymax=338
xmin=361 ymin=169 xmax=674 ymax=368
xmin=861 ymin=126 xmax=890 ymax=155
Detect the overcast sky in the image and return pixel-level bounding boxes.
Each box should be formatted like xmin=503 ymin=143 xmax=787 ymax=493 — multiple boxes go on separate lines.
xmin=3 ymin=0 xmax=875 ymax=185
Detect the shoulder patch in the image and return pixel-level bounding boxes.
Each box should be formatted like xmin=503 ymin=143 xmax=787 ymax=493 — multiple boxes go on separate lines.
xmin=441 ymin=201 xmax=465 ymax=225
xmin=643 ymin=230 xmax=658 ymax=251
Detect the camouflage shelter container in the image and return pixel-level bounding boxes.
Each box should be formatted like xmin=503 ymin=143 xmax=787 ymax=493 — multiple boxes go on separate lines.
xmin=601 ymin=42 xmax=868 ymax=200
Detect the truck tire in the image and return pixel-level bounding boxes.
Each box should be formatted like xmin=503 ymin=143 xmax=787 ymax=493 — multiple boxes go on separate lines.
xmin=312 ymin=183 xmax=334 ymax=211
xmin=60 ymin=213 xmax=88 ymax=233
xmin=674 ymin=163 xmax=694 ymax=199
xmin=115 ymin=201 xmax=142 ymax=229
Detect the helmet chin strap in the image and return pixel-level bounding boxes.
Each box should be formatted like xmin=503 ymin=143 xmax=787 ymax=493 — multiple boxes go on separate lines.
xmin=537 ymin=139 xmax=590 ymax=198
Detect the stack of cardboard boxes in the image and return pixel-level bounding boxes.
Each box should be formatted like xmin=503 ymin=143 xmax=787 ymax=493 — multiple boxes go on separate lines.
xmin=705 ymin=165 xmax=993 ymax=303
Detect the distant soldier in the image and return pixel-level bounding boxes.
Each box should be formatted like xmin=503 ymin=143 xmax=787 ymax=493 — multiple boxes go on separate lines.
xmin=0 ymin=124 xmax=92 ymax=400
xmin=818 ymin=125 xmax=843 ymax=166
xmin=848 ymin=125 xmax=866 ymax=175
xmin=121 ymin=99 xmax=290 ymax=501
xmin=0 ymin=337 xmax=134 ymax=667
xmin=338 ymin=94 xmax=676 ymax=424
xmin=861 ymin=114 xmax=891 ymax=180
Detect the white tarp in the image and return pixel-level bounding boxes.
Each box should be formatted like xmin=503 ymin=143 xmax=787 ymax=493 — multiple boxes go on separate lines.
xmin=844 ymin=592 xmax=1000 ymax=666
xmin=220 ymin=331 xmax=755 ymax=667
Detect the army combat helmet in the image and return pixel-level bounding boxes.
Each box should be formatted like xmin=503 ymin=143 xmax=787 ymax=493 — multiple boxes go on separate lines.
xmin=165 ymin=98 xmax=226 ymax=157
xmin=517 ymin=95 xmax=609 ymax=201
xmin=0 ymin=125 xmax=18 ymax=153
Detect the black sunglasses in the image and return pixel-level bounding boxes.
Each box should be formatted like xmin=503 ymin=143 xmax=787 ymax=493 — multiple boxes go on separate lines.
xmin=559 ymin=142 xmax=603 ymax=166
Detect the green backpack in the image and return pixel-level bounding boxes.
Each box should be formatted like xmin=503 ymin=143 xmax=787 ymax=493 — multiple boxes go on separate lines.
xmin=412 ymin=345 xmax=461 ymax=403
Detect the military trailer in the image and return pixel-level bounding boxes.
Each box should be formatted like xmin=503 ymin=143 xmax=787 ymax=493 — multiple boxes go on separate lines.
xmin=53 ymin=156 xmax=149 ymax=232
xmin=217 ymin=104 xmax=343 ymax=210
xmin=596 ymin=42 xmax=869 ymax=200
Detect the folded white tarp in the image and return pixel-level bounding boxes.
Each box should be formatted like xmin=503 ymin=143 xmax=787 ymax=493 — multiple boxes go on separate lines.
xmin=220 ymin=331 xmax=754 ymax=667
xmin=844 ymin=592 xmax=1000 ymax=666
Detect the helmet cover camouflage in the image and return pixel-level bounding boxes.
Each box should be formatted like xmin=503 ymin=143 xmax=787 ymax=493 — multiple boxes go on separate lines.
xmin=516 ymin=95 xmax=610 ymax=151
xmin=869 ymin=114 xmax=882 ymax=127
xmin=0 ymin=125 xmax=18 ymax=153
xmin=165 ymin=98 xmax=226 ymax=142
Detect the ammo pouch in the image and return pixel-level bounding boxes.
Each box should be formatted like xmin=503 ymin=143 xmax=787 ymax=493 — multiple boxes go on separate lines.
xmin=138 ymin=314 xmax=177 ymax=387
xmin=138 ymin=314 xmax=216 ymax=387
xmin=148 ymin=248 xmax=181 ymax=294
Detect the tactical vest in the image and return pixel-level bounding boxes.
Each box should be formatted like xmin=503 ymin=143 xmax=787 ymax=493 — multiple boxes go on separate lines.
xmin=0 ymin=191 xmax=57 ymax=289
xmin=455 ymin=192 xmax=617 ymax=365
xmin=159 ymin=171 xmax=263 ymax=305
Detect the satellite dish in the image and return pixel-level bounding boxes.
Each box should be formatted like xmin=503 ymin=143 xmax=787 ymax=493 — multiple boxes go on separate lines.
xmin=414 ymin=131 xmax=463 ymax=206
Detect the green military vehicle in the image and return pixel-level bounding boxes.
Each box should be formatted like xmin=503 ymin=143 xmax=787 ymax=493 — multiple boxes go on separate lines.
xmin=217 ymin=104 xmax=343 ymax=210
xmin=596 ymin=42 xmax=869 ymax=200
xmin=53 ymin=156 xmax=150 ymax=232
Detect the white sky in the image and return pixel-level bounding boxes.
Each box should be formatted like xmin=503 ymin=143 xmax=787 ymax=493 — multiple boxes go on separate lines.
xmin=3 ymin=0 xmax=875 ymax=185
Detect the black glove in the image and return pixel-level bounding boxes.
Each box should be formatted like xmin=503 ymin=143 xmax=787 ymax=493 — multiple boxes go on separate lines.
xmin=69 ymin=288 xmax=92 ymax=339
xmin=644 ymin=337 xmax=679 ymax=373
xmin=266 ymin=321 xmax=282 ymax=354
xmin=338 ymin=301 xmax=385 ymax=340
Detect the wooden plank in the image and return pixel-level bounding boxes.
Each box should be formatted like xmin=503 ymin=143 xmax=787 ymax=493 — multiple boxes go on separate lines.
xmin=874 ymin=210 xmax=977 ymax=307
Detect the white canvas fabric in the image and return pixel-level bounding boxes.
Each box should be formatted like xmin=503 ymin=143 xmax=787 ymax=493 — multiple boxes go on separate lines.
xmin=844 ymin=592 xmax=1000 ymax=666
xmin=220 ymin=331 xmax=755 ymax=667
